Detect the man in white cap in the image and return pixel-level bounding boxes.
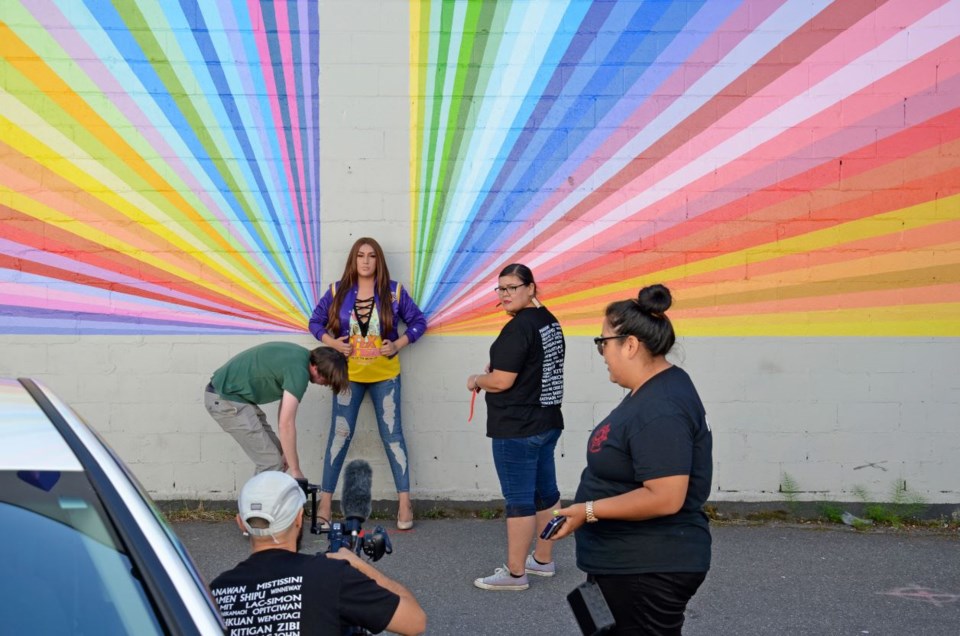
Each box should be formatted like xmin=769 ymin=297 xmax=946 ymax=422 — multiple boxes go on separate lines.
xmin=210 ymin=471 xmax=426 ymax=635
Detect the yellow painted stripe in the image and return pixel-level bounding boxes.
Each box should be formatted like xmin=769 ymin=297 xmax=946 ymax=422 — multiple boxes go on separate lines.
xmin=409 ymin=0 xmax=421 ymax=278
xmin=551 ymin=194 xmax=960 ymax=307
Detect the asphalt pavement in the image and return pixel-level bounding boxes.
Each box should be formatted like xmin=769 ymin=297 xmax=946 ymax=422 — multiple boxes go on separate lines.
xmin=173 ymin=518 xmax=960 ymax=635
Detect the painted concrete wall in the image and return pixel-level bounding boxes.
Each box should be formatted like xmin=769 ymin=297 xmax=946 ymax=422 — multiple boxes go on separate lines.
xmin=1 ymin=1 xmax=958 ymax=504
xmin=2 ymin=334 xmax=957 ymax=503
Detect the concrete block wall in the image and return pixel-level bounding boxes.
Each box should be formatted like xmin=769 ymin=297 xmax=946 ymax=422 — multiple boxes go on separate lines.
xmin=1 ymin=335 xmax=957 ymax=503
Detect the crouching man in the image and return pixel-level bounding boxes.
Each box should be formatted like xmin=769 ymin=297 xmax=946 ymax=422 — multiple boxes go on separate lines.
xmin=210 ymin=471 xmax=427 ymax=635
xmin=205 ymin=342 xmax=348 ymax=481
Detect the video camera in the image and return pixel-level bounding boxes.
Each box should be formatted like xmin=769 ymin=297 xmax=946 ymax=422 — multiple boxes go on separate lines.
xmin=301 ymin=460 xmax=392 ymax=562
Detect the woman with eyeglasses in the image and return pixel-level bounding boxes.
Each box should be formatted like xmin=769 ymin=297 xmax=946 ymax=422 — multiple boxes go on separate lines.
xmin=549 ymin=284 xmax=712 ymax=635
xmin=308 ymin=237 xmax=427 ymax=531
xmin=467 ymin=263 xmax=566 ymax=591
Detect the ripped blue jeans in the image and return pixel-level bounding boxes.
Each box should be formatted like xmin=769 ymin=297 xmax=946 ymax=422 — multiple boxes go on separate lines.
xmin=321 ymin=376 xmax=410 ymax=493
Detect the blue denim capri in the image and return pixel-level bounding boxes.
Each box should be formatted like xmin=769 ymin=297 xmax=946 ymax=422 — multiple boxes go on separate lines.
xmin=491 ymin=428 xmax=562 ymax=517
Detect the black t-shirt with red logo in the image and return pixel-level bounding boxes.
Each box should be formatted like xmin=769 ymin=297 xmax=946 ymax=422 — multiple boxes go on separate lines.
xmin=574 ymin=365 xmax=712 ymax=574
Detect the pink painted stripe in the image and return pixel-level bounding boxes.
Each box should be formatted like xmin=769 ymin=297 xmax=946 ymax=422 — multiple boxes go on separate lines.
xmin=0 ymin=237 xmax=285 ymax=324
xmin=272 ymin=0 xmax=311 ymax=262
xmin=247 ymin=0 xmax=309 ymax=267
xmin=219 ymin=0 xmax=315 ymax=286
xmin=297 ymin=0 xmax=319 ymax=273
xmin=1 ymin=283 xmax=276 ymax=329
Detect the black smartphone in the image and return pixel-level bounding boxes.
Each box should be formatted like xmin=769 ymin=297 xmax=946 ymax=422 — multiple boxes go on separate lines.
xmin=540 ymin=515 xmax=566 ymax=540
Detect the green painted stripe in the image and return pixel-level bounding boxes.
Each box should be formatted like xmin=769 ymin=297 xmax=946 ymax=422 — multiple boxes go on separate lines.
xmin=429 ymin=0 xmax=508 ymax=250
xmin=412 ymin=0 xmax=433 ymax=286
xmin=415 ymin=0 xmax=455 ymax=290
xmin=421 ymin=0 xmax=484 ymax=268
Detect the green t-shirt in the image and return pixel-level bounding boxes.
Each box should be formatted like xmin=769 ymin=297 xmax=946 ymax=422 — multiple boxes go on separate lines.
xmin=211 ymin=342 xmax=310 ymax=405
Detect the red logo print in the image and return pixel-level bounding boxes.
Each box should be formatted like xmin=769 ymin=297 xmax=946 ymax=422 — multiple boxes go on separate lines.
xmin=589 ymin=423 xmax=610 ymax=453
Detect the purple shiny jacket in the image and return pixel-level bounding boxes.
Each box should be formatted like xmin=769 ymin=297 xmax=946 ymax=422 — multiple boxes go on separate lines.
xmin=308 ymin=280 xmax=427 ymax=344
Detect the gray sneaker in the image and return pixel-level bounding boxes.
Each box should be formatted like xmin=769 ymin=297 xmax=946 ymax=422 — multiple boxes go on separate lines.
xmin=473 ymin=566 xmax=530 ymax=591
xmin=525 ymin=554 xmax=556 ymax=577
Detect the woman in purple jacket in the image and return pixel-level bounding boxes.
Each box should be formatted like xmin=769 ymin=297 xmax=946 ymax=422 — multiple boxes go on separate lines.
xmin=309 ymin=238 xmax=427 ymax=529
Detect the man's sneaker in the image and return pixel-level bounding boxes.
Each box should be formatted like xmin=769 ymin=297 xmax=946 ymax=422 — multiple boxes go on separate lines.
xmin=525 ymin=554 xmax=556 ymax=577
xmin=473 ymin=566 xmax=529 ymax=591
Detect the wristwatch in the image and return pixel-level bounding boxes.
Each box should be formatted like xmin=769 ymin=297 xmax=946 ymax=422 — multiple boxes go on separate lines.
xmin=585 ymin=501 xmax=599 ymax=523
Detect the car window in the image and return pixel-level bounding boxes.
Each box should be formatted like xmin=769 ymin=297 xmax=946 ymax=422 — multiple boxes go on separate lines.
xmin=0 ymin=470 xmax=164 ymax=635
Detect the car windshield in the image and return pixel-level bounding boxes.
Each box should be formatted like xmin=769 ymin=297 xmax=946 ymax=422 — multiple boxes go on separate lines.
xmin=0 ymin=470 xmax=164 ymax=634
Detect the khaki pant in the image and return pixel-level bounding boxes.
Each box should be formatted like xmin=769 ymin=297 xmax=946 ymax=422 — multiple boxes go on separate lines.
xmin=204 ymin=388 xmax=283 ymax=473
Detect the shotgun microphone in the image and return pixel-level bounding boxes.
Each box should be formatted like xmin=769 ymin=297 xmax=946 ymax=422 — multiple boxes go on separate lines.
xmin=327 ymin=459 xmax=392 ymax=561
xmin=341 ymin=459 xmax=373 ymax=522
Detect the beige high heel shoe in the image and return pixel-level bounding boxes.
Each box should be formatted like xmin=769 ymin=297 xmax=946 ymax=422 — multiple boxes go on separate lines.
xmin=397 ymin=504 xmax=414 ymax=530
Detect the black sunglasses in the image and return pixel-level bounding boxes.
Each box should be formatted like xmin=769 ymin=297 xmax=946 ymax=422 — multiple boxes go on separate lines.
xmin=593 ymin=335 xmax=629 ymax=355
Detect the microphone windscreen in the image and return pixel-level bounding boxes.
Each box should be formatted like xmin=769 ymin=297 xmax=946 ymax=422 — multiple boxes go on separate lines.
xmin=341 ymin=459 xmax=373 ymax=521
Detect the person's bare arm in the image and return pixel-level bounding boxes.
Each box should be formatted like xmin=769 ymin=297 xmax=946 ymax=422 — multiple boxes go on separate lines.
xmin=550 ymin=475 xmax=690 ymax=540
xmin=467 ymin=369 xmax=518 ymax=393
xmin=277 ymin=391 xmax=303 ymax=480
xmin=328 ymin=549 xmax=427 ymax=635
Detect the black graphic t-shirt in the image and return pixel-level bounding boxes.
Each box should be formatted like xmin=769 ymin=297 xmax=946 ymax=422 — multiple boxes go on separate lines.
xmin=210 ymin=549 xmax=399 ymax=635
xmin=485 ymin=306 xmax=565 ymax=438
xmin=574 ymin=366 xmax=713 ymax=574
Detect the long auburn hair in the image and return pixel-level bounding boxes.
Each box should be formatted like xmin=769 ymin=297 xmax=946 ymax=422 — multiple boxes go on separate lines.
xmin=327 ymin=237 xmax=394 ymax=336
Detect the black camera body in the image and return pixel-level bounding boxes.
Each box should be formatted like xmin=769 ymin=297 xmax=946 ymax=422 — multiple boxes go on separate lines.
xmin=327 ymin=517 xmax=392 ymax=562
xmin=301 ymin=481 xmax=393 ymax=562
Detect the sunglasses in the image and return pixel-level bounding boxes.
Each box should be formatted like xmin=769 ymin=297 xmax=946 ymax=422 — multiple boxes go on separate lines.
xmin=593 ymin=335 xmax=628 ymax=355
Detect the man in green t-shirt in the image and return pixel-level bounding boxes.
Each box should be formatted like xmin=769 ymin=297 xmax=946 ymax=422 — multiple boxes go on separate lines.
xmin=205 ymin=342 xmax=348 ymax=480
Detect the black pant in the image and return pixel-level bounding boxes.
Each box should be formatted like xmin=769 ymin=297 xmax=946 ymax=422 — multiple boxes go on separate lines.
xmin=589 ymin=571 xmax=707 ymax=635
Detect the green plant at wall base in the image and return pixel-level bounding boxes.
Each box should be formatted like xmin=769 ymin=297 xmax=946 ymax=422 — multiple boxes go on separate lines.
xmin=779 ymin=472 xmax=801 ymax=517
xmin=889 ymin=479 xmax=928 ymax=518
xmin=162 ymin=501 xmax=235 ymax=523
xmin=420 ymin=506 xmax=453 ymax=520
xmin=817 ymin=502 xmax=844 ymax=524
xmin=851 ymin=480 xmax=928 ymax=528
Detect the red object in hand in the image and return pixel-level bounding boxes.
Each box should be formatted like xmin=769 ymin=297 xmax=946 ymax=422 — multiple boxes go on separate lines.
xmin=468 ymin=389 xmax=478 ymax=422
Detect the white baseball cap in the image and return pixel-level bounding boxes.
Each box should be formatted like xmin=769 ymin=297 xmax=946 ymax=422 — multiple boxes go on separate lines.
xmin=238 ymin=471 xmax=306 ymax=537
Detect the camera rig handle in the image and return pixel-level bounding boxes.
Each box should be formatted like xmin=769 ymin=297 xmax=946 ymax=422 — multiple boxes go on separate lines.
xmin=296 ymin=480 xmax=327 ymax=535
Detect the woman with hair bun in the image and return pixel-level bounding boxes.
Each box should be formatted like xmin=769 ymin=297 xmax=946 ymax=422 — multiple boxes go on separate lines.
xmin=551 ymin=284 xmax=712 ymax=635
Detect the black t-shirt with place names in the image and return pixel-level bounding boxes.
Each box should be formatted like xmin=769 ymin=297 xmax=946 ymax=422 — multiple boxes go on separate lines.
xmin=574 ymin=366 xmax=713 ymax=574
xmin=210 ymin=549 xmax=399 ymax=635
xmin=485 ymin=306 xmax=565 ymax=438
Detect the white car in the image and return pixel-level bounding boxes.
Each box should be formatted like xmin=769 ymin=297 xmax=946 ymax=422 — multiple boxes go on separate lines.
xmin=0 ymin=377 xmax=225 ymax=634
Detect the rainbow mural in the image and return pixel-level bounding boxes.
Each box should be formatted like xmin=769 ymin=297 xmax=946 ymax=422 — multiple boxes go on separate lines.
xmin=3 ymin=0 xmax=959 ymax=337
xmin=411 ymin=0 xmax=960 ymax=337
xmin=1 ymin=0 xmax=319 ymax=333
